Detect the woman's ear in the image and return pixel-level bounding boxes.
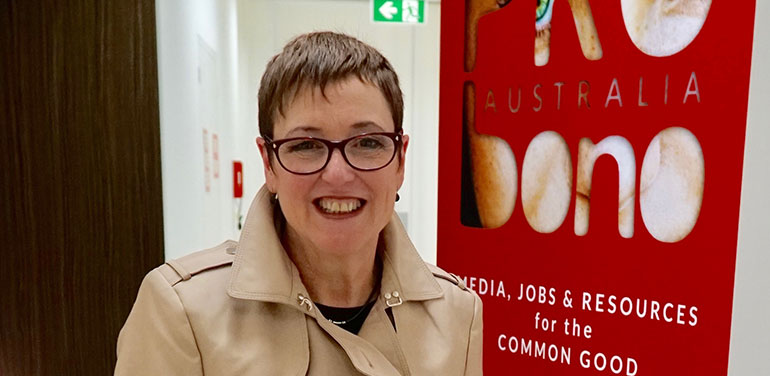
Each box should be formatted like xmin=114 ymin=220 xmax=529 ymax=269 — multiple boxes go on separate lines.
xmin=396 ymin=134 xmax=409 ymax=190
xmin=400 ymin=134 xmax=409 ymax=165
xmin=257 ymin=137 xmax=277 ymax=193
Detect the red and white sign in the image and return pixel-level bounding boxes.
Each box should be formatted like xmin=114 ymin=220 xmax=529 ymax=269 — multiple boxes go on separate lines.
xmin=437 ymin=1 xmax=756 ymax=374
xmin=213 ymin=133 xmax=220 ymax=179
xmin=203 ymin=128 xmax=211 ymax=193
xmin=233 ymin=161 xmax=243 ymax=199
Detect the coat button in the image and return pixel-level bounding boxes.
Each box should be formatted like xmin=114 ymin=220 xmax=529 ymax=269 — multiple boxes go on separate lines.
xmin=297 ymin=294 xmax=313 ymax=311
xmin=385 ymin=291 xmax=403 ymax=307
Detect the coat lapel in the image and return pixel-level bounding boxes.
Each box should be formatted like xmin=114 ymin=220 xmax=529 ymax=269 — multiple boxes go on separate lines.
xmin=227 ymin=186 xmax=443 ymax=306
xmin=226 ymin=186 xmax=445 ymax=375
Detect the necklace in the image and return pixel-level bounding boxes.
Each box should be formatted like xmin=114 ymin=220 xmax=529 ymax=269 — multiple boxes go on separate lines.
xmin=324 ymin=301 xmax=374 ymax=325
xmin=314 ymin=257 xmax=383 ymax=326
xmin=317 ymin=286 xmax=379 ymax=326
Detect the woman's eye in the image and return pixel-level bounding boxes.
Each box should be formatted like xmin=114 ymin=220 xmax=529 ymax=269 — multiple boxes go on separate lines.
xmin=287 ymin=140 xmax=322 ymax=152
xmin=355 ymin=137 xmax=385 ymax=149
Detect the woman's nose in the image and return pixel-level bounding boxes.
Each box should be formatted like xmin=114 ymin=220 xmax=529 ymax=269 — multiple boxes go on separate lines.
xmin=321 ymin=149 xmax=356 ymax=183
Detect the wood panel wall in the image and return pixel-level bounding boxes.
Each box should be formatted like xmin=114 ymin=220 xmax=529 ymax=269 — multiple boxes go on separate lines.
xmin=0 ymin=1 xmax=164 ymax=374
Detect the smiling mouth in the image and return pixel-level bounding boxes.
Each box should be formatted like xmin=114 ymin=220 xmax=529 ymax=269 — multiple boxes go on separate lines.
xmin=314 ymin=197 xmax=366 ymax=215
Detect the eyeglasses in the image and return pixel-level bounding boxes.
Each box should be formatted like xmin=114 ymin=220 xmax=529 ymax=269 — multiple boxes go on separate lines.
xmin=263 ymin=132 xmax=403 ymax=175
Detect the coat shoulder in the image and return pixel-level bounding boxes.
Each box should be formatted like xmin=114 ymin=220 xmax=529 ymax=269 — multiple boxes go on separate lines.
xmin=158 ymin=240 xmax=237 ymax=287
xmin=423 ymin=263 xmax=482 ymax=326
xmin=424 ymin=263 xmax=471 ymax=293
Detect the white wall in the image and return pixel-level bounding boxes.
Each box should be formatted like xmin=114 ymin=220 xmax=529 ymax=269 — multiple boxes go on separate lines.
xmin=156 ymin=0 xmax=241 ymax=260
xmin=158 ymin=0 xmax=441 ymax=263
xmin=728 ymin=1 xmax=770 ymax=375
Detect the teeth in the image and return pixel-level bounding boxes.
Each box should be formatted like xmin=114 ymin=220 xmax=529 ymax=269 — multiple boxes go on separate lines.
xmin=318 ymin=198 xmax=362 ymax=214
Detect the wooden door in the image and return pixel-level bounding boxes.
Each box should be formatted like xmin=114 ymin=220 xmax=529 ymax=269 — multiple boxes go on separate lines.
xmin=0 ymin=1 xmax=164 ymax=374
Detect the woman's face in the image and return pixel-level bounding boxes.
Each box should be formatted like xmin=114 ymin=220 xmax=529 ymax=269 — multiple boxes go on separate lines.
xmin=258 ymin=77 xmax=408 ymax=255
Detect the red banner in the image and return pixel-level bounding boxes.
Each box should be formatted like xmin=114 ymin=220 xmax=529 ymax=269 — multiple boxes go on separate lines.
xmin=437 ymin=1 xmax=756 ymax=374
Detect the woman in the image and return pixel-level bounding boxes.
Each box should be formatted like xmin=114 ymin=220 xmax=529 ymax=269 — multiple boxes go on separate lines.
xmin=115 ymin=32 xmax=483 ymax=375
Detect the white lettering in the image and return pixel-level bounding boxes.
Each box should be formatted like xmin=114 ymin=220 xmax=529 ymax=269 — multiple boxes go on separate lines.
xmin=508 ymin=87 xmax=521 ymax=113
xmin=683 ymin=71 xmax=701 ymax=103
xmin=605 ymin=78 xmax=623 ymax=108
xmin=664 ymin=303 xmax=674 ymax=322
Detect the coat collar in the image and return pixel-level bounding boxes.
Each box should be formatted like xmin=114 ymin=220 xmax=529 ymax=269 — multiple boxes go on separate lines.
xmin=227 ymin=186 xmax=443 ymax=305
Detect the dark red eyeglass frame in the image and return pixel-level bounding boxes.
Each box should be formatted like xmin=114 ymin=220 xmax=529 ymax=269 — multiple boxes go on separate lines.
xmin=262 ymin=132 xmax=403 ymax=175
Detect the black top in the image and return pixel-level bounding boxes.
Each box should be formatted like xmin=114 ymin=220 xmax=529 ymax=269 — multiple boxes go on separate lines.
xmin=315 ymin=300 xmax=376 ymax=335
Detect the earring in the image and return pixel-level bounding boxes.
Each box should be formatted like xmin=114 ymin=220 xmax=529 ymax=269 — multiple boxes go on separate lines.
xmin=395 ymin=193 xmax=400 ymax=202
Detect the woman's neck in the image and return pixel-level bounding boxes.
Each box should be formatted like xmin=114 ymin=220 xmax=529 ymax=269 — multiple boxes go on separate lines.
xmin=283 ymin=225 xmax=380 ymax=307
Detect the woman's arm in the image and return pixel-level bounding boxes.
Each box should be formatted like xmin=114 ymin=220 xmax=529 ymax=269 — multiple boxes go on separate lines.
xmin=464 ymin=293 xmax=484 ymax=375
xmin=115 ymin=268 xmax=203 ymax=375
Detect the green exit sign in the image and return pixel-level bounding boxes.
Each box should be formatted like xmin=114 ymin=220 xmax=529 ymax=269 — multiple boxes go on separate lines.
xmin=372 ymin=0 xmax=426 ymax=24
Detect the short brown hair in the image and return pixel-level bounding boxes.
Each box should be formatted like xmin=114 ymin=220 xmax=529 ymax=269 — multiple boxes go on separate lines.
xmin=258 ymin=32 xmax=404 ymax=138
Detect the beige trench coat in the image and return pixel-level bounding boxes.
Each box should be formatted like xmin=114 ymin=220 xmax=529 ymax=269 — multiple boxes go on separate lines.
xmin=115 ymin=187 xmax=483 ymax=375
